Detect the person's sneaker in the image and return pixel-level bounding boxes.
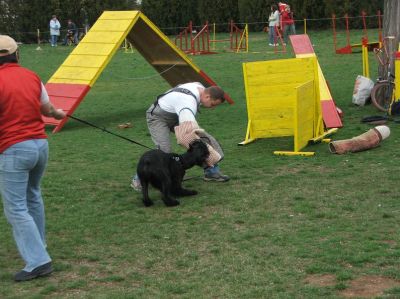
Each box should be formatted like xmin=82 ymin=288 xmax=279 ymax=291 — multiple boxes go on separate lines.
xmin=203 ymin=172 xmax=230 ymax=182
xmin=14 ymin=262 xmax=53 ymax=282
xmin=268 ymin=43 xmax=274 ymax=46
xmin=130 ymin=177 xmax=142 ymax=191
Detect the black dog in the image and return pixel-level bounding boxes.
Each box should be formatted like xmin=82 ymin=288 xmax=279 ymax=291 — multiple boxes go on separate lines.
xmin=137 ymin=140 xmax=209 ymax=207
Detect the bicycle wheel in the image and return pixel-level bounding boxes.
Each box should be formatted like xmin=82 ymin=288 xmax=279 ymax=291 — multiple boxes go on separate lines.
xmin=371 ymin=81 xmax=393 ymax=112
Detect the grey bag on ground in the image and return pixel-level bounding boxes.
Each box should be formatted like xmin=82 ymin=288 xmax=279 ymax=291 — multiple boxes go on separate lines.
xmin=352 ymin=75 xmax=374 ymax=106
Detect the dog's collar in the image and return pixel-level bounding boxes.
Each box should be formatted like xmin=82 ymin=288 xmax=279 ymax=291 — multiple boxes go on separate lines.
xmin=172 ymin=156 xmax=181 ymax=163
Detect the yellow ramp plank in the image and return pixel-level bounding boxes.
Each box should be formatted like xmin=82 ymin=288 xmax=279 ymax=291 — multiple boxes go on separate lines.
xmin=49 ymin=78 xmax=91 ymax=85
xmin=90 ymin=20 xmax=137 ymax=32
xmin=63 ymin=55 xmax=107 ymax=68
xmin=82 ymin=31 xmax=126 ymax=44
xmin=52 ymin=67 xmax=99 ymax=81
xmin=69 ymin=43 xmax=115 ymax=56
xmin=98 ymin=11 xmax=140 ymax=19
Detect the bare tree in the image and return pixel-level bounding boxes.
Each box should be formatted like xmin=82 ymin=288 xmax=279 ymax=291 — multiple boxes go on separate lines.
xmin=382 ymin=0 xmax=400 ymax=76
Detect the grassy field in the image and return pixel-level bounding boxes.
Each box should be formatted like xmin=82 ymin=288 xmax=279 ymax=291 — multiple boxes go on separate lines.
xmin=1 ymin=29 xmax=400 ymax=298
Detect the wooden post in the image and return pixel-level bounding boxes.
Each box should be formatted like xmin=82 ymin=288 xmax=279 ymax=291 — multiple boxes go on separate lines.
xmin=332 ymin=14 xmax=337 ymax=52
xmin=36 ymin=29 xmax=42 ymax=50
xmin=382 ymin=0 xmax=400 ymax=77
xmin=345 ymin=14 xmax=350 ymax=50
xmin=212 ymin=23 xmax=216 ymax=50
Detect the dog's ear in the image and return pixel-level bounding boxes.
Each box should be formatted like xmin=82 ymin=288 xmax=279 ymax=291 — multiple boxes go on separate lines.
xmin=188 ymin=139 xmax=200 ymax=151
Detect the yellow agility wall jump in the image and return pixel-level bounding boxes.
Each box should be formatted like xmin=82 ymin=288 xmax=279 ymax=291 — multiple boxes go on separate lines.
xmin=240 ymin=56 xmax=335 ymax=156
xmin=43 ymin=11 xmax=233 ymax=133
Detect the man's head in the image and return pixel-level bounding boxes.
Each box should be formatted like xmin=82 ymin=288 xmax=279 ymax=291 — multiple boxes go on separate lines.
xmin=52 ymin=15 xmax=57 ymax=19
xmin=0 ymin=35 xmax=18 ymax=65
xmin=201 ymin=86 xmax=226 ymax=108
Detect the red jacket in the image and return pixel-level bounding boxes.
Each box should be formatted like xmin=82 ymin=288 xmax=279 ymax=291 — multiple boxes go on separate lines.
xmin=281 ymin=10 xmax=294 ymax=26
xmin=0 ymin=63 xmax=46 ymax=153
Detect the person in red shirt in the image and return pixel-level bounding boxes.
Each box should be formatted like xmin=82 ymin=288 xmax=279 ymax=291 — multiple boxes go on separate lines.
xmin=0 ymin=35 xmax=65 ymax=282
xmin=281 ymin=5 xmax=296 ymax=45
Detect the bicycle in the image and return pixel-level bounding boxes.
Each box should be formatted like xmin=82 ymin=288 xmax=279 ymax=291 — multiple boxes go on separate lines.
xmin=370 ymin=36 xmax=396 ymax=112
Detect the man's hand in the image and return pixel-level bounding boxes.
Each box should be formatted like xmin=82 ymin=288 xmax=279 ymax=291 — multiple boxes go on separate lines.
xmin=53 ymin=108 xmax=66 ymax=120
xmin=40 ymin=102 xmax=66 ymax=120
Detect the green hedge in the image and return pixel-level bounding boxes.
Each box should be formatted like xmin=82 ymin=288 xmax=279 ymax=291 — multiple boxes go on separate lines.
xmin=0 ymin=0 xmax=384 ymax=42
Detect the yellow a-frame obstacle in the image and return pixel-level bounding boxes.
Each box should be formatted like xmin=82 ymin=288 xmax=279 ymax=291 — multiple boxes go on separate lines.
xmin=43 ymin=11 xmax=233 ymax=133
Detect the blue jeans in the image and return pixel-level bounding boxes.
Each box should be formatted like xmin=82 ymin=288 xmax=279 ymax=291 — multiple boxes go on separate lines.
xmin=50 ymin=35 xmax=58 ymax=46
xmin=269 ymin=26 xmax=277 ymax=44
xmin=204 ymin=164 xmax=220 ymax=175
xmin=283 ymin=24 xmax=296 ymax=44
xmin=0 ymin=139 xmax=51 ymax=271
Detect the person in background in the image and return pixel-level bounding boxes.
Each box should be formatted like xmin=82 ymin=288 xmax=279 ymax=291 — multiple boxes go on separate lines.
xmin=131 ymin=82 xmax=230 ymax=191
xmin=49 ymin=15 xmax=61 ymax=47
xmin=63 ymin=19 xmax=79 ymax=45
xmin=268 ymin=4 xmax=280 ymax=46
xmin=0 ymin=35 xmax=66 ymax=282
xmin=281 ymin=4 xmax=296 ymax=45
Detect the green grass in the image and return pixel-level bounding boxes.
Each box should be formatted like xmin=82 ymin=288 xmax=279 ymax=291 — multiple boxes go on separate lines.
xmin=1 ymin=29 xmax=400 ymax=298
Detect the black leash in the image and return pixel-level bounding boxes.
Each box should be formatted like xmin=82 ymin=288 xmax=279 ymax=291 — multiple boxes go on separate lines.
xmin=182 ymin=175 xmax=201 ymax=181
xmin=67 ymin=114 xmax=153 ymax=150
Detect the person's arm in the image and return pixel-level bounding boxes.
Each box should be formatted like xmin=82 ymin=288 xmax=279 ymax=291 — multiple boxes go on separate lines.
xmin=178 ymin=109 xmax=198 ymax=125
xmin=270 ymin=12 xmax=278 ymax=22
xmin=172 ymin=92 xmax=198 ymax=124
xmin=39 ymin=83 xmax=66 ymax=119
xmin=41 ymin=102 xmax=65 ymax=120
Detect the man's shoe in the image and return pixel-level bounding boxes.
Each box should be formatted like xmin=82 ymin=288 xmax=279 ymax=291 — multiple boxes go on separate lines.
xmin=14 ymin=262 xmax=53 ymax=282
xmin=130 ymin=177 xmax=142 ymax=191
xmin=204 ymin=172 xmax=230 ymax=182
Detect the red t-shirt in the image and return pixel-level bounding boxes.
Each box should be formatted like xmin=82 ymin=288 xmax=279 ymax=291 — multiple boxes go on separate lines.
xmin=0 ymin=63 xmax=47 ymax=153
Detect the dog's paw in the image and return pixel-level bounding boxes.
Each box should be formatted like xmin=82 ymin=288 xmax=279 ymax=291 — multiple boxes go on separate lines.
xmin=143 ymin=199 xmax=154 ymax=207
xmin=180 ymin=189 xmax=197 ymax=196
xmin=187 ymin=190 xmax=198 ymax=196
xmin=164 ymin=199 xmax=180 ymax=207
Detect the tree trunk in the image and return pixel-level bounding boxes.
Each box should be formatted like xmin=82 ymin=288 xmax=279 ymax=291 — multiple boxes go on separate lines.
xmin=381 ymin=0 xmax=400 ymax=77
